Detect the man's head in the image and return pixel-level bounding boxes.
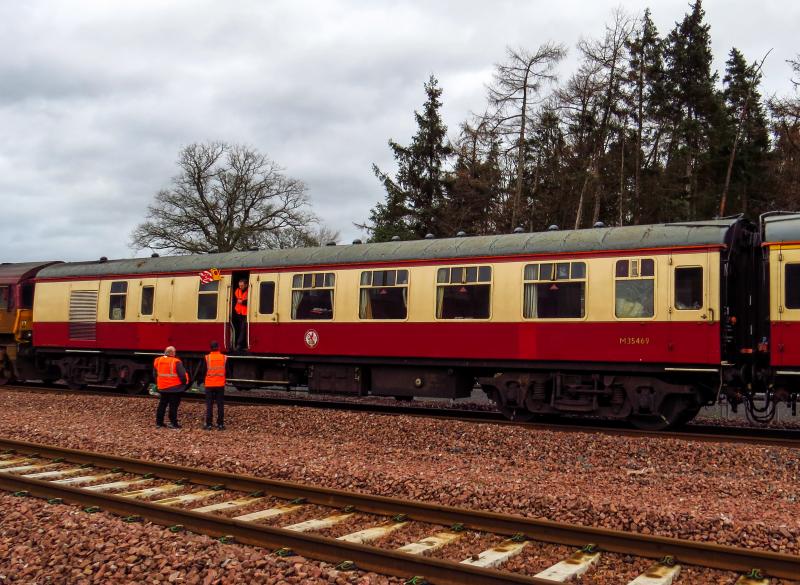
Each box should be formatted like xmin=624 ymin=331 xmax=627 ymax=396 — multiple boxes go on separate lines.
xmin=238 ymin=279 xmax=247 ymax=289
xmin=210 ymin=340 xmax=219 ymax=351
xmin=164 ymin=346 xmax=176 ymax=357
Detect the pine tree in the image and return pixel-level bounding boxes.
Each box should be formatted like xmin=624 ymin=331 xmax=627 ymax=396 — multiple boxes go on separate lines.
xmin=444 ymin=122 xmax=503 ymax=236
xmin=366 ymin=76 xmax=453 ymax=241
xmin=719 ymin=48 xmax=770 ymax=215
xmin=625 ymin=9 xmax=668 ymax=223
xmin=664 ymin=0 xmax=721 ymax=219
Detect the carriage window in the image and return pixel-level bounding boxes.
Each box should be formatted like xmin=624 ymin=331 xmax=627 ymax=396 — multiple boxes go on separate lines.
xmin=0 ymin=286 xmax=9 ymax=310
xmin=140 ymin=286 xmax=155 ymax=316
xmin=291 ymin=272 xmax=335 ymax=320
xmin=675 ymin=267 xmax=703 ymax=310
xmin=523 ymin=262 xmax=586 ymax=318
xmin=197 ymin=280 xmax=219 ymax=320
xmin=259 ymin=282 xmax=275 ymax=314
xmin=786 ymin=264 xmax=800 ymax=309
xmin=109 ymin=281 xmax=128 ymax=320
xmin=615 ymin=259 xmax=655 ymax=318
xmin=360 ymin=269 xmax=409 ymax=319
xmin=436 ymin=266 xmax=491 ymax=319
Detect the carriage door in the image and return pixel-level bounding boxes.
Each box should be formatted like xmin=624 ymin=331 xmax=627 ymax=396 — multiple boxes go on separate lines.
xmin=249 ymin=273 xmax=278 ymax=352
xmin=227 ymin=271 xmax=252 ymax=350
xmin=669 ymin=251 xmax=712 ymax=362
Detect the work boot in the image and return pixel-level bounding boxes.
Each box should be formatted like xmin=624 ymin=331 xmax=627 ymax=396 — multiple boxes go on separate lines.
xmin=203 ymin=424 xmax=213 ymax=431
xmin=217 ymin=424 xmax=225 ymax=431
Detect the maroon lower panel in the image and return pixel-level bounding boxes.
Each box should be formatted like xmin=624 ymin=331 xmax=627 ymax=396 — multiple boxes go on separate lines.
xmin=771 ymin=321 xmax=800 ymax=367
xmin=34 ymin=320 xmax=720 ymax=365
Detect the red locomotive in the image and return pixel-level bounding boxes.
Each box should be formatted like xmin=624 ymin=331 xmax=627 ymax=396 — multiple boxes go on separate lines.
xmin=2 ymin=214 xmax=799 ymax=429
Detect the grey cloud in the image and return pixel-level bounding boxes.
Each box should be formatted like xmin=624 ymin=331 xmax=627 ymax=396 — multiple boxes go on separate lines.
xmin=1 ymin=0 xmax=798 ymax=262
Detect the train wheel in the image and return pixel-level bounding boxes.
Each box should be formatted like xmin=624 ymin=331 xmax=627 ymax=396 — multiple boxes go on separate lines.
xmin=499 ymin=405 xmax=536 ymax=422
xmin=66 ymin=379 xmax=86 ymax=391
xmin=630 ymin=396 xmax=691 ymax=431
xmin=120 ymin=379 xmax=148 ymax=395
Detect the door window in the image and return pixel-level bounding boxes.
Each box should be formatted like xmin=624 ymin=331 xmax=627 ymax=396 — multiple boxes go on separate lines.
xmin=674 ymin=267 xmax=704 ymax=310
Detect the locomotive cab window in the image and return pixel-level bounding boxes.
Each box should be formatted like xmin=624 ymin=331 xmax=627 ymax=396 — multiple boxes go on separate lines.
xmin=197 ymin=280 xmax=219 ymax=320
xmin=615 ymin=258 xmax=655 ymax=318
xmin=523 ymin=262 xmax=586 ymax=319
xmin=786 ymin=264 xmax=800 ymax=309
xmin=109 ymin=281 xmax=128 ymax=320
xmin=291 ymin=272 xmax=335 ymax=320
xmin=259 ymin=281 xmax=276 ymax=315
xmin=359 ymin=269 xmax=409 ymax=319
xmin=0 ymin=286 xmax=9 ymax=311
xmin=140 ymin=286 xmax=155 ymax=316
xmin=436 ymin=266 xmax=491 ymax=319
xmin=674 ymin=267 xmax=703 ymax=310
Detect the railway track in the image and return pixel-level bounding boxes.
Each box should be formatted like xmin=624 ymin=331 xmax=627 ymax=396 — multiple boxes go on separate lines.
xmin=0 ymin=437 xmax=797 ymax=584
xmin=3 ymin=383 xmax=800 ymax=449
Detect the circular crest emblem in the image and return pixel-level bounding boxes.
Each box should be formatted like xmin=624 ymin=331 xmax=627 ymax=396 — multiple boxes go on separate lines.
xmin=304 ymin=329 xmax=319 ymax=349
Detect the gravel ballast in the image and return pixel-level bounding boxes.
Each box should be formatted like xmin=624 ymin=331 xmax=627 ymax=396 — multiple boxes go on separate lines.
xmin=0 ymin=389 xmax=798 ymax=584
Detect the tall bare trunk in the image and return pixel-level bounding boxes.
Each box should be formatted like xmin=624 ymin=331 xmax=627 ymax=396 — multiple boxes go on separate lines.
xmin=511 ymin=69 xmax=530 ymax=230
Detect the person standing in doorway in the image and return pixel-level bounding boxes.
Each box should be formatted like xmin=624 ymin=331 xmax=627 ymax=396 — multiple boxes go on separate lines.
xmin=199 ymin=340 xmax=228 ymax=430
xmin=153 ymin=346 xmax=188 ymax=429
xmin=233 ymin=279 xmax=248 ymax=350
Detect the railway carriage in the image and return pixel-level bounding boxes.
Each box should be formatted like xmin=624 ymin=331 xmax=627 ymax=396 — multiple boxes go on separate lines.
xmin=14 ymin=217 xmax=773 ymax=429
xmin=758 ymin=214 xmax=800 ymax=420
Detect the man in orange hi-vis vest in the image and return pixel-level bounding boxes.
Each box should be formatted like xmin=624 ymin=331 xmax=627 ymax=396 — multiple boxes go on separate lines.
xmin=199 ymin=340 xmax=228 ymax=430
xmin=153 ymin=346 xmax=188 ymax=429
xmin=233 ymin=279 xmax=248 ymax=351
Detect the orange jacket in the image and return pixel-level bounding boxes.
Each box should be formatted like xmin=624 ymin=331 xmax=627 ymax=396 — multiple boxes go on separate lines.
xmin=153 ymin=356 xmax=186 ymax=391
xmin=204 ymin=351 xmax=227 ymax=388
xmin=234 ymin=287 xmax=248 ymax=316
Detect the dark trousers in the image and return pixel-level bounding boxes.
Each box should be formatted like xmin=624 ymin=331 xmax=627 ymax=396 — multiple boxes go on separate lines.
xmin=156 ymin=390 xmax=183 ymax=426
xmin=205 ymin=387 xmax=225 ymax=426
xmin=233 ymin=314 xmax=247 ymax=349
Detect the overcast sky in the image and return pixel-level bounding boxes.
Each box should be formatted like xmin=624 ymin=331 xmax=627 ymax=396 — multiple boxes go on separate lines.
xmin=1 ymin=0 xmax=798 ymax=262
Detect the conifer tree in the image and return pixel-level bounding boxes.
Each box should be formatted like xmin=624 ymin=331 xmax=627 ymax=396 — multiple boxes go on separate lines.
xmin=366 ymin=76 xmax=452 ymax=241
xmin=625 ymin=9 xmax=668 ymax=223
xmin=719 ymin=48 xmax=770 ymax=215
xmin=664 ymin=0 xmax=721 ymax=219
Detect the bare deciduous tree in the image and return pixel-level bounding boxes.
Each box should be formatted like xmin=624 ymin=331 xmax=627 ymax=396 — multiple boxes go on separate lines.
xmin=571 ymin=9 xmax=634 ymax=228
xmin=131 ymin=142 xmax=315 ymax=254
xmin=485 ymin=43 xmax=566 ymax=228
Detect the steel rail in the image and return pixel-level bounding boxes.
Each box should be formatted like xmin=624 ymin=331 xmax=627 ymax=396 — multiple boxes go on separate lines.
xmin=4 ymin=383 xmax=800 ymax=448
xmin=0 ymin=473 xmax=545 ymax=585
xmin=1 ymin=437 xmax=798 ymax=579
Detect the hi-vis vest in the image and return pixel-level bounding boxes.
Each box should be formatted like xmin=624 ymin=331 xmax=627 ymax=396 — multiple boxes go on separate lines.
xmin=154 ymin=356 xmax=182 ymax=390
xmin=204 ymin=351 xmax=227 ymax=388
xmin=234 ymin=287 xmax=248 ymax=316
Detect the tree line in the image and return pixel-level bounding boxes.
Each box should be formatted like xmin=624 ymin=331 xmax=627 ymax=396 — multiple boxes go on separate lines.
xmin=364 ymin=1 xmax=800 ymax=242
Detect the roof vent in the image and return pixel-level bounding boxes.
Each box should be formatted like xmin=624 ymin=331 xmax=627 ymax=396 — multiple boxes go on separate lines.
xmin=456 ymin=231 xmax=467 ymax=237
xmin=547 ymin=225 xmax=559 ymax=231
xmin=150 ymin=253 xmax=160 ymax=258
xmin=325 ymin=241 xmax=336 ymax=246
xmin=593 ymin=221 xmax=605 ymax=228
xmin=513 ymin=226 xmax=524 ymax=234
xmin=391 ymin=236 xmax=401 ymax=241
xmin=99 ymin=256 xmax=108 ymax=263
xmin=352 ymin=239 xmax=362 ymax=245
xmin=425 ymin=233 xmax=435 ymax=239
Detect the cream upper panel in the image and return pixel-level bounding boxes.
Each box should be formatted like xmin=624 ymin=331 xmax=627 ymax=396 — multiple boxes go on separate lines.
xmin=34 ymin=250 xmax=719 ymax=325
xmin=262 ymin=251 xmax=716 ymax=324
xmin=771 ymin=245 xmax=800 ymax=322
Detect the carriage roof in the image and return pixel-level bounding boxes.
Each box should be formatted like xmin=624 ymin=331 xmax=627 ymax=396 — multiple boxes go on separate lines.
xmin=38 ymin=219 xmax=742 ymax=280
